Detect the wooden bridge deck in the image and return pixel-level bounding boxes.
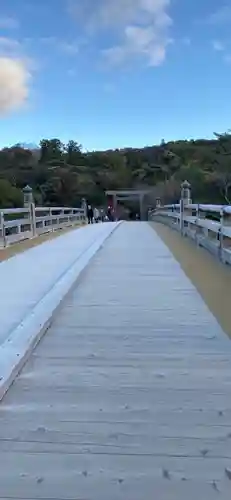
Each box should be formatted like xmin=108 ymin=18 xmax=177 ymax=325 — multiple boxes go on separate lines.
xmin=0 ymin=222 xmax=231 ymax=499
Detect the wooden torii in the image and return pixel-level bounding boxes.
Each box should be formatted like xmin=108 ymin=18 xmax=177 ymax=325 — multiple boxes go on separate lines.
xmin=105 ymin=189 xmax=152 ymax=220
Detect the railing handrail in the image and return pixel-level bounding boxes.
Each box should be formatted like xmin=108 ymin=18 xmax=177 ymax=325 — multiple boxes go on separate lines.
xmin=0 ymin=205 xmax=86 ymax=248
xmin=154 ymin=203 xmax=231 ymax=214
xmin=1 ymin=206 xmax=85 ymax=215
xmin=1 ymin=208 xmax=30 ymax=215
xmin=151 ymin=203 xmax=231 ymax=266
xmin=34 ymin=206 xmax=85 ymax=212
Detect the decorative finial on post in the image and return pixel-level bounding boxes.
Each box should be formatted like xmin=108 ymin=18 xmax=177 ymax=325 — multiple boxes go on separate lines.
xmin=181 ymin=180 xmax=191 ymax=206
xmin=180 ymin=180 xmax=191 ymax=235
xmin=22 ymin=185 xmax=36 ymax=237
xmin=81 ymin=198 xmax=87 ymax=220
xmin=156 ymin=197 xmax=161 ymax=209
xmin=22 ymin=185 xmax=33 ymax=208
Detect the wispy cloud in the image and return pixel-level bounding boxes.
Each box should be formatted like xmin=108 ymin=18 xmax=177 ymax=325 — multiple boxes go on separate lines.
xmin=181 ymin=37 xmax=191 ymax=46
xmin=69 ymin=0 xmax=173 ymax=67
xmin=40 ymin=36 xmax=79 ymax=55
xmin=211 ymin=39 xmax=231 ymax=66
xmin=60 ymin=41 xmax=79 ymax=55
xmin=0 ymin=37 xmax=21 ymax=57
xmin=67 ymin=68 xmax=76 ymax=77
xmin=212 ymin=40 xmax=225 ymax=51
xmin=224 ymin=54 xmax=231 ymax=64
xmin=0 ymin=16 xmax=19 ymax=29
xmin=207 ymin=5 xmax=231 ymax=25
xmin=103 ymin=25 xmax=172 ymax=67
xmin=39 ymin=36 xmax=57 ymax=45
xmin=103 ymin=82 xmax=116 ymax=93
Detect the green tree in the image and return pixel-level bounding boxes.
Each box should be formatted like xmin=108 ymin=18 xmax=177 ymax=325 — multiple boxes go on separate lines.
xmin=65 ymin=140 xmax=83 ymax=165
xmin=0 ymin=132 xmax=231 ymax=208
xmin=209 ymin=132 xmax=231 ymax=203
xmin=39 ymin=139 xmax=64 ymax=165
xmin=0 ymin=179 xmax=23 ymax=208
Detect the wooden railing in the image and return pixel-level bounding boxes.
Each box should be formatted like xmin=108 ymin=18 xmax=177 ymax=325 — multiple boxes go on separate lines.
xmin=150 ymin=203 xmax=231 ymax=265
xmin=0 ymin=206 xmax=86 ymax=248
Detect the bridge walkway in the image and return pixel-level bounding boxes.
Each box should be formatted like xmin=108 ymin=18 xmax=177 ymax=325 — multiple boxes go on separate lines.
xmin=0 ymin=222 xmax=231 ymax=499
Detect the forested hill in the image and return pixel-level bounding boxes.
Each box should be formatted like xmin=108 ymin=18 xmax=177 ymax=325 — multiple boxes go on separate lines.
xmin=0 ymin=133 xmax=231 ymax=208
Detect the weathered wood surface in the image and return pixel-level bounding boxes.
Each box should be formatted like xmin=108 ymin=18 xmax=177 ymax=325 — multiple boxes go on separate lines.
xmin=0 ymin=221 xmax=231 ymax=499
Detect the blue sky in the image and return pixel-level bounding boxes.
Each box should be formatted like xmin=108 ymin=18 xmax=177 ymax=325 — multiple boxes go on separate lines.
xmin=0 ymin=0 xmax=231 ymax=150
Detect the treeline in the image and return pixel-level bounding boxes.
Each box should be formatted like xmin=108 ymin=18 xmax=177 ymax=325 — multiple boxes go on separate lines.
xmin=0 ymin=133 xmax=231 ymax=208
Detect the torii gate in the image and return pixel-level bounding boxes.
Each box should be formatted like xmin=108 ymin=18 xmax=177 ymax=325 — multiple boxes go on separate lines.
xmin=105 ymin=189 xmax=152 ymax=221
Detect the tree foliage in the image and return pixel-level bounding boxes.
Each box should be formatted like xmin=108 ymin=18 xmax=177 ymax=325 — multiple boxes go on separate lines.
xmin=0 ymin=133 xmax=231 ymax=208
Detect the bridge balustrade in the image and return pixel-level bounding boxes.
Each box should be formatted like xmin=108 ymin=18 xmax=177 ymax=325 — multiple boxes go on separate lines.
xmin=0 ymin=206 xmax=86 ymax=248
xmin=150 ymin=203 xmax=231 ymax=265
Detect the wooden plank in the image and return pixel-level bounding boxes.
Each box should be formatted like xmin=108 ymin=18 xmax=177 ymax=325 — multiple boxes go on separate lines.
xmin=1 ymin=222 xmax=231 ymax=499
xmin=0 ymin=452 xmax=231 ymax=499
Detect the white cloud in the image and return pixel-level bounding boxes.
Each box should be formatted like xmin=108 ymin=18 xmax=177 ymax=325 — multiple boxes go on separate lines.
xmin=224 ymin=54 xmax=231 ymax=64
xmin=69 ymin=0 xmax=171 ymax=29
xmin=103 ymin=82 xmax=116 ymax=93
xmin=60 ymin=41 xmax=79 ymax=55
xmin=181 ymin=37 xmax=191 ymax=46
xmin=208 ymin=5 xmax=231 ymax=25
xmin=0 ymin=36 xmax=32 ymax=114
xmin=40 ymin=36 xmax=57 ymax=45
xmin=0 ymin=57 xmax=31 ymax=114
xmin=67 ymin=68 xmax=76 ymax=76
xmin=103 ymin=24 xmax=172 ymax=66
xmin=212 ymin=40 xmax=225 ymax=51
xmin=40 ymin=37 xmax=79 ymax=55
xmin=69 ymin=0 xmax=173 ymax=66
xmin=0 ymin=16 xmax=19 ymax=29
xmin=0 ymin=37 xmax=21 ymax=56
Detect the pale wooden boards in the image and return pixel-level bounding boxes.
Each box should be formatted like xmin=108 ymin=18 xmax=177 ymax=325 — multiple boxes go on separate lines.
xmin=0 ymin=222 xmax=231 ymax=499
xmin=0 ymin=224 xmax=85 ymax=263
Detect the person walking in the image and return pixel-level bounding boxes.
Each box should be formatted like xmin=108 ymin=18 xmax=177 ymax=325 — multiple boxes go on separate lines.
xmin=107 ymin=206 xmax=113 ymax=221
xmin=94 ymin=207 xmax=100 ymax=223
xmin=87 ymin=205 xmax=94 ymax=224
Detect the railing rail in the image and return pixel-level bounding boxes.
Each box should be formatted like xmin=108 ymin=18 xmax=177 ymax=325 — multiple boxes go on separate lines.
xmin=0 ymin=206 xmax=86 ymax=248
xmin=150 ymin=203 xmax=231 ymax=265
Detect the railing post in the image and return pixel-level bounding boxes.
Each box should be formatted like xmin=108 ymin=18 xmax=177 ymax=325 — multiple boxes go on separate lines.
xmin=49 ymin=208 xmax=54 ymax=232
xmin=22 ymin=185 xmax=36 ymax=238
xmin=180 ymin=199 xmax=184 ymax=235
xmin=219 ymin=208 xmax=224 ymax=262
xmin=195 ymin=204 xmax=200 ymax=246
xmin=30 ymin=203 xmax=37 ymax=237
xmin=81 ymin=198 xmax=87 ymax=222
xmin=180 ymin=180 xmax=191 ymax=236
xmin=0 ymin=211 xmax=6 ymax=248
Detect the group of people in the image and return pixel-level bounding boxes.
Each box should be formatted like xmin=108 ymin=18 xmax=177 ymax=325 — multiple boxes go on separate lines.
xmin=87 ymin=205 xmax=99 ymax=224
xmin=87 ymin=204 xmax=113 ymax=224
